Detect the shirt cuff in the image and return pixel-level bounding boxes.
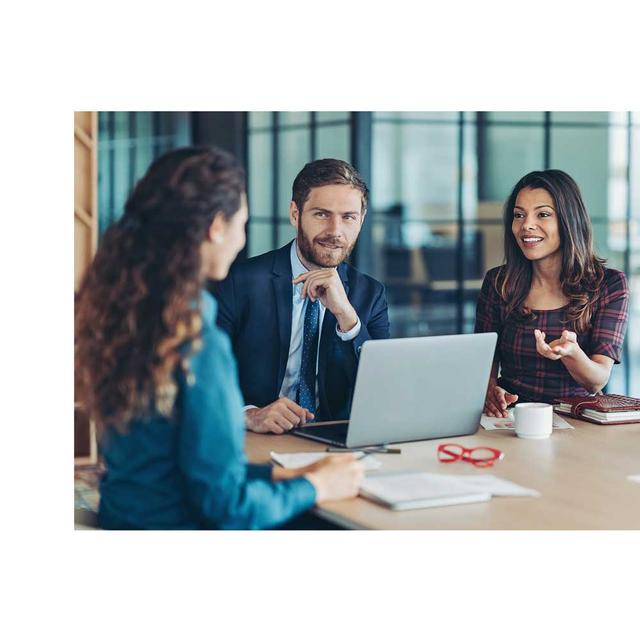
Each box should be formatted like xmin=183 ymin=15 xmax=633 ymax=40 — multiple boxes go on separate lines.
xmin=243 ymin=404 xmax=258 ymax=412
xmin=336 ymin=316 xmax=361 ymax=341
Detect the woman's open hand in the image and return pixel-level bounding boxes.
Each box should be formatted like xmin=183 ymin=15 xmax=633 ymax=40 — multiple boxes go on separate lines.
xmin=534 ymin=329 xmax=578 ymax=360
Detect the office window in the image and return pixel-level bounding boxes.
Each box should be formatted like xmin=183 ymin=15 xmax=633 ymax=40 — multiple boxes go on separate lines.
xmin=376 ymin=112 xmax=459 ymax=122
xmin=97 ymin=112 xmax=191 ymax=236
xmin=280 ymin=112 xmax=311 ymax=126
xmin=486 ymin=112 xmax=544 ymax=123
xmin=278 ymin=128 xmax=311 ymax=222
xmin=316 ymin=111 xmax=350 ymax=123
xmin=245 ymin=110 xmax=639 ymax=395
xmin=550 ymin=126 xmax=610 ymax=215
xmin=551 ymin=111 xmax=611 ymax=124
xmin=370 ymin=112 xmax=471 ymax=344
xmin=248 ymin=111 xmax=271 ymax=128
xmin=246 ymin=111 xmax=353 ymax=256
xmin=480 ymin=125 xmax=545 ymax=201
xmin=316 ymin=124 xmax=350 ymax=160
xmin=372 ymin=120 xmax=460 ymax=223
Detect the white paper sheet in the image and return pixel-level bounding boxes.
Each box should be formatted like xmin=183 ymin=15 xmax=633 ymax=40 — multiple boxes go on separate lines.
xmin=270 ymin=450 xmax=382 ymax=471
xmin=480 ymin=410 xmax=574 ymax=431
xmin=447 ymin=474 xmax=541 ymax=497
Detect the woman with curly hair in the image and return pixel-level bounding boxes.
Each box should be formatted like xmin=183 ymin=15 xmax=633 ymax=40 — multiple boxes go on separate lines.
xmin=475 ymin=169 xmax=629 ymax=418
xmin=75 ymin=146 xmax=363 ymax=529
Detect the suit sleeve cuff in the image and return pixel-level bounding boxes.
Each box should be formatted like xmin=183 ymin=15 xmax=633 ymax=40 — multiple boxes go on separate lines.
xmin=336 ymin=316 xmax=361 ymax=341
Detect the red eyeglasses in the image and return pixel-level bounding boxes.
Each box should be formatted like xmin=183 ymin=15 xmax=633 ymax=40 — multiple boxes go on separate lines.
xmin=437 ymin=443 xmax=504 ymax=468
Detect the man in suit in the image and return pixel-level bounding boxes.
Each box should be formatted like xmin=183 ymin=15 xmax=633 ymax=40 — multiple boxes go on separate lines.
xmin=213 ymin=158 xmax=390 ymax=434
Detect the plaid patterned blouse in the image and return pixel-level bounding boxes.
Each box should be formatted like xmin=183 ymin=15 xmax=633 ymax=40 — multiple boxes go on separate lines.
xmin=475 ymin=267 xmax=629 ymax=403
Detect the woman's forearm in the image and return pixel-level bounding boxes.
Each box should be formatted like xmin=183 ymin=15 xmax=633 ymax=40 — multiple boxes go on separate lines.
xmin=561 ymin=348 xmax=611 ymax=393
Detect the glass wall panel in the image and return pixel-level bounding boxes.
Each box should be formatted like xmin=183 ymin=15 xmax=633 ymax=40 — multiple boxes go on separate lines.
xmin=550 ymin=126 xmax=610 ymax=217
xmin=278 ymin=129 xmax=311 ymax=220
xmin=628 ymin=253 xmax=640 ymax=396
xmin=244 ymin=110 xmax=638 ymax=394
xmin=591 ymin=221 xmax=627 ymax=270
xmin=98 ymin=111 xmax=192 ymax=236
xmin=481 ymin=125 xmax=544 ymax=201
xmin=249 ymin=112 xmax=272 ymax=129
xmin=551 ymin=112 xmax=610 ymax=124
xmin=486 ymin=112 xmax=544 ymax=123
xmin=249 ymin=132 xmax=273 ymax=219
xmin=112 ymin=112 xmax=131 ymax=230
xmin=278 ymin=222 xmax=297 ymax=248
xmin=316 ymin=111 xmax=350 ymax=123
xmin=372 ymin=120 xmax=459 ymax=224
xmin=280 ymin=111 xmax=311 ymax=126
xmin=315 ymin=124 xmax=350 ymax=161
xmin=632 ymin=126 xmax=640 ymax=220
xmin=375 ymin=112 xmax=458 ymax=121
xmin=607 ymin=358 xmax=627 ymax=394
xmin=134 ymin=113 xmax=154 ymax=180
xmin=461 ymin=120 xmax=478 ymax=220
xmin=248 ymin=221 xmax=274 ymax=259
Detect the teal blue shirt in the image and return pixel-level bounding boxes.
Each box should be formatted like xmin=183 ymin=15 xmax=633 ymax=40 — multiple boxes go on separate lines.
xmin=97 ymin=291 xmax=316 ymax=529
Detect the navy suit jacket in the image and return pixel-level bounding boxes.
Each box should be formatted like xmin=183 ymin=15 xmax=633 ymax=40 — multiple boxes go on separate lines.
xmin=211 ymin=241 xmax=390 ymax=421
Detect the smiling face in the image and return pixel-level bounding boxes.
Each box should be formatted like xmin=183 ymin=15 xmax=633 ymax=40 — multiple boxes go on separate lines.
xmin=290 ymin=184 xmax=365 ymax=268
xmin=511 ymin=187 xmax=562 ymax=262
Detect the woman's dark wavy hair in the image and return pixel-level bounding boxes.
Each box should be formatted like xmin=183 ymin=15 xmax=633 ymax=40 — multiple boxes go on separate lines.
xmin=75 ymin=146 xmax=245 ymax=436
xmin=495 ymin=169 xmax=606 ymax=333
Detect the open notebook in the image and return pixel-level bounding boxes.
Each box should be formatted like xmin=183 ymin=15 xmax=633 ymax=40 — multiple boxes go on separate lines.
xmin=359 ymin=472 xmax=491 ymax=510
xmin=359 ymin=472 xmax=539 ymax=511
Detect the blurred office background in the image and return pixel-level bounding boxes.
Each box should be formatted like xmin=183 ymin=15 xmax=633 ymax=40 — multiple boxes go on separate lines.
xmin=90 ymin=111 xmax=640 ymax=396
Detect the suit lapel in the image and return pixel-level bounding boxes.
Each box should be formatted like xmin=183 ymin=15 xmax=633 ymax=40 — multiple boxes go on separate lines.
xmin=338 ymin=261 xmax=350 ymax=297
xmin=272 ymin=243 xmax=294 ymax=393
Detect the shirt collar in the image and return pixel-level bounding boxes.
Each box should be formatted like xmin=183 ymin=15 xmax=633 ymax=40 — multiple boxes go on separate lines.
xmin=290 ymin=240 xmax=309 ymax=299
xmin=290 ymin=240 xmax=308 ymax=280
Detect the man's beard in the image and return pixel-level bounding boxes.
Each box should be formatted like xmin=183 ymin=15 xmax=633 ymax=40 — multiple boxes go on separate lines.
xmin=297 ymin=226 xmax=354 ymax=268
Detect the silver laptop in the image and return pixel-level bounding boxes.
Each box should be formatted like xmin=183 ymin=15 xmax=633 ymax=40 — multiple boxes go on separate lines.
xmin=292 ymin=332 xmax=497 ymax=448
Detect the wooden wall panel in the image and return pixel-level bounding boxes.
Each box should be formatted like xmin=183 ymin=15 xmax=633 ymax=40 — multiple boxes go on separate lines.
xmin=75 ymin=112 xmax=98 ymax=466
xmin=74 ymin=136 xmax=92 ymax=216
xmin=74 ymin=111 xmax=93 ymax=137
xmin=74 ymin=217 xmax=91 ymax=291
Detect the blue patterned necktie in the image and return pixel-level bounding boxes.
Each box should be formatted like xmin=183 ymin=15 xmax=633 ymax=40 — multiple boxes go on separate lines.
xmin=296 ymin=298 xmax=320 ymax=416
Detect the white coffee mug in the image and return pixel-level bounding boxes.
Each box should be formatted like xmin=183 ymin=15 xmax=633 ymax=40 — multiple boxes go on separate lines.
xmin=514 ymin=402 xmax=553 ymax=439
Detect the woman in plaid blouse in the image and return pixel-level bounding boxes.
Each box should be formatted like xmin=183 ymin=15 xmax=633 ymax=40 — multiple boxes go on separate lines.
xmin=475 ymin=169 xmax=629 ymax=417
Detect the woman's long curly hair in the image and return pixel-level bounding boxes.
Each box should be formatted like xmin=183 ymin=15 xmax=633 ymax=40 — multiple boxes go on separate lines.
xmin=75 ymin=146 xmax=245 ymax=436
xmin=495 ymin=169 xmax=606 ymax=333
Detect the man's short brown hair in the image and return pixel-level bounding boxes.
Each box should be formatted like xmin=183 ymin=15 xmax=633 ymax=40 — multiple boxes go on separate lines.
xmin=291 ymin=158 xmax=368 ymax=215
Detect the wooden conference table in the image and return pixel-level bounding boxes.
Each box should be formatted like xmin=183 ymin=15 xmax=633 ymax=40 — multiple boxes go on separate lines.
xmin=246 ymin=417 xmax=640 ymax=529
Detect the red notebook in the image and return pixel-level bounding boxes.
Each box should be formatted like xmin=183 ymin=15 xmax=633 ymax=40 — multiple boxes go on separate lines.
xmin=554 ymin=394 xmax=640 ymax=425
